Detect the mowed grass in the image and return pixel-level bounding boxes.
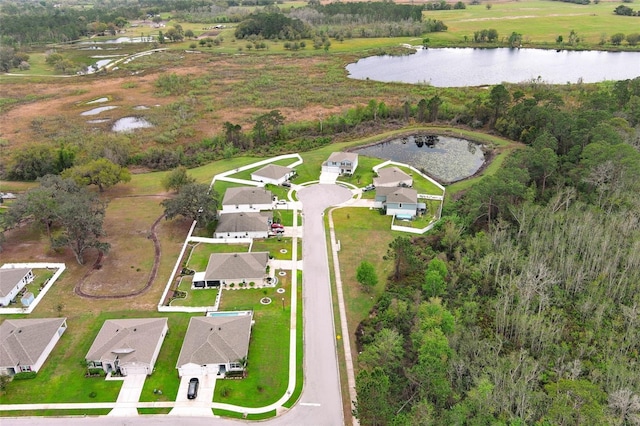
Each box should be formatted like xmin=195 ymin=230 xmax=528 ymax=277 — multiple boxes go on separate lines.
xmin=251 ymin=237 xmax=294 ymax=261
xmin=424 ymin=0 xmax=640 ymax=46
xmin=186 ymin=242 xmax=250 ymax=271
xmin=169 ymin=278 xmax=218 ymax=307
xmin=213 ymin=278 xmax=293 ymax=407
xmin=139 ymin=313 xmax=200 ymax=402
xmin=330 ymin=208 xmax=399 ymax=357
xmin=0 ymin=311 xmax=178 ymax=404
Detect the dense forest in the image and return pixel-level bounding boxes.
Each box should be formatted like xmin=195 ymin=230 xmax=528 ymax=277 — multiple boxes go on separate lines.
xmin=353 ymin=79 xmax=640 ymax=425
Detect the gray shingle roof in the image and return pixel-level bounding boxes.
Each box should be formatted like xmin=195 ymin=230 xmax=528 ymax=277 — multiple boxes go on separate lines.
xmin=85 ymin=318 xmax=168 ymax=366
xmin=216 ymin=212 xmax=270 ymax=233
xmin=176 ymin=315 xmax=252 ymax=367
xmin=204 ymin=252 xmax=269 ymax=280
xmin=387 ymin=187 xmax=418 ymax=204
xmin=0 ymin=268 xmax=31 ymax=298
xmin=373 ymin=167 xmax=412 ymax=187
xmin=326 ymin=152 xmax=357 ymax=164
xmin=252 ymin=164 xmax=292 ymax=180
xmin=222 ymin=187 xmax=272 ymax=206
xmin=0 ymin=318 xmax=66 ymax=368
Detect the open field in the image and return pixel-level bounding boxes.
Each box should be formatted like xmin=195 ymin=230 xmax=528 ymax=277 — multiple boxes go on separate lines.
xmin=424 ymin=0 xmax=640 ymax=46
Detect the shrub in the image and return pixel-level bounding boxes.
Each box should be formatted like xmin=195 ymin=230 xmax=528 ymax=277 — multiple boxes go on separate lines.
xmin=13 ymin=371 xmax=37 ymax=380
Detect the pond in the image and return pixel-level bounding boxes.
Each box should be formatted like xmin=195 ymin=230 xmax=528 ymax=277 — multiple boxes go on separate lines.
xmin=78 ymin=36 xmax=156 ymax=45
xmin=112 ymin=117 xmax=153 ymax=132
xmin=346 ymin=47 xmax=640 ymax=87
xmin=353 ymin=135 xmax=485 ymax=183
xmin=81 ymin=106 xmax=118 ymax=116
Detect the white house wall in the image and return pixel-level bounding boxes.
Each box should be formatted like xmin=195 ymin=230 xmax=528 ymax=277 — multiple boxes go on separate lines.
xmin=387 ymin=205 xmax=417 ymax=217
xmin=214 ymin=230 xmax=268 ymax=239
xmin=178 ymin=363 xmax=219 ymax=377
xmin=220 ymin=203 xmax=273 ymax=214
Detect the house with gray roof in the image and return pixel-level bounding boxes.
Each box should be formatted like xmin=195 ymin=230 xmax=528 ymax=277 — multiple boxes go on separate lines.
xmin=192 ymin=252 xmax=269 ymax=288
xmin=221 ymin=187 xmax=273 ymax=214
xmin=0 ymin=317 xmax=67 ymax=376
xmin=0 ymin=268 xmax=34 ymax=307
xmin=322 ymin=152 xmax=358 ymax=176
xmin=176 ymin=312 xmax=253 ymax=377
xmin=373 ymin=167 xmax=413 ymax=188
xmin=251 ymin=164 xmax=295 ymax=185
xmin=214 ymin=212 xmax=271 ymax=239
xmin=375 ymin=187 xmax=420 ymax=218
xmin=85 ymin=317 xmax=168 ymax=376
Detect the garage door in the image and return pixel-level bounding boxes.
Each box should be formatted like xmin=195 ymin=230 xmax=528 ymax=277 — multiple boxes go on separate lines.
xmin=123 ymin=366 xmax=149 ymax=375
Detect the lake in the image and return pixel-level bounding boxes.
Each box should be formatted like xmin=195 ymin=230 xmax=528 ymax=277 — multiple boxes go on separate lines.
xmin=346 ymin=48 xmax=640 ymax=87
xmin=353 ymin=135 xmax=485 ymax=183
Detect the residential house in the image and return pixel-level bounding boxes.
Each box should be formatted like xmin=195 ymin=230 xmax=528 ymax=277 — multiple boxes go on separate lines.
xmin=191 ymin=252 xmax=269 ymax=288
xmin=176 ymin=313 xmax=253 ymax=377
xmin=85 ymin=318 xmax=168 ymax=376
xmin=251 ymin=164 xmax=295 ymax=185
xmin=321 ymin=152 xmax=358 ymax=176
xmin=375 ymin=187 xmax=419 ymax=218
xmin=220 ymin=187 xmax=273 ymax=214
xmin=214 ymin=212 xmax=271 ymax=239
xmin=373 ymin=167 xmax=413 ymax=188
xmin=0 ymin=318 xmax=67 ymax=375
xmin=0 ymin=268 xmax=34 ymax=307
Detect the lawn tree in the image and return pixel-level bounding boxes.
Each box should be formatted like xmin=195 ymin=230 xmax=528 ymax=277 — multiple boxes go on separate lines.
xmin=417 ymin=98 xmax=427 ymax=122
xmin=354 ymin=367 xmax=395 ymax=425
xmin=488 ymin=84 xmax=511 ymax=126
xmin=52 ymin=185 xmax=110 ymax=265
xmin=427 ymin=94 xmax=442 ymax=122
xmin=61 ymin=158 xmax=131 ymax=192
xmin=356 ymin=260 xmax=378 ymax=292
xmin=161 ymin=183 xmax=218 ymax=225
xmin=162 ymin=166 xmax=196 ymax=192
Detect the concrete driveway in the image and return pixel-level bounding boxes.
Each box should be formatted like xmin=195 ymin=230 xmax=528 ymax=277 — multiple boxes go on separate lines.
xmin=108 ymin=373 xmax=146 ymax=417
xmin=169 ymin=374 xmax=216 ymax=417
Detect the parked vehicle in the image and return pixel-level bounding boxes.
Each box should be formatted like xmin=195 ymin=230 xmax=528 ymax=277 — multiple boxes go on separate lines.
xmin=282 ymin=182 xmax=291 ymax=187
xmin=271 ymin=223 xmax=284 ymax=229
xmin=362 ymin=184 xmax=375 ymax=192
xmin=187 ymin=378 xmax=199 ymax=399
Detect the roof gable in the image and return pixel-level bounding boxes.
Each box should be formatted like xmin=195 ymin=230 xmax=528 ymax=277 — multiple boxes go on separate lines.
xmin=176 ymin=315 xmax=253 ymax=367
xmin=0 ymin=318 xmax=66 ymax=367
xmin=222 ymin=187 xmax=272 ymax=206
xmin=387 ymin=187 xmax=418 ymax=204
xmin=0 ymin=268 xmax=31 ymax=297
xmin=204 ymin=252 xmax=269 ymax=280
xmin=326 ymin=152 xmax=358 ymax=164
xmin=85 ymin=318 xmax=168 ymax=365
xmin=216 ymin=212 xmax=270 ymax=233
xmin=252 ymin=164 xmax=292 ymax=180
xmin=374 ymin=167 xmax=412 ymax=186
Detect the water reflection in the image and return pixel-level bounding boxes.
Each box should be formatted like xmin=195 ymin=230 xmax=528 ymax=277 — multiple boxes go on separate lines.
xmin=353 ymin=134 xmax=485 ymax=183
xmin=112 ymin=117 xmax=153 ymax=132
xmin=81 ymin=106 xmax=118 ymax=116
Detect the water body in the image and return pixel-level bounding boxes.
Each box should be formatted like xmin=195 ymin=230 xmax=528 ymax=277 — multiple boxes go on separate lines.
xmin=78 ymin=36 xmax=155 ymax=45
xmin=112 ymin=117 xmax=153 ymax=132
xmin=354 ymin=135 xmax=485 ymax=183
xmin=86 ymin=97 xmax=109 ymax=104
xmin=346 ymin=48 xmax=640 ymax=87
xmin=81 ymin=106 xmax=118 ymax=116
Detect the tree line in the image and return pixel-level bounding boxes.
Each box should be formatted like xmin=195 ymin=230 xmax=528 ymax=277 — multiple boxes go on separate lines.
xmin=352 ymin=78 xmax=640 ymax=425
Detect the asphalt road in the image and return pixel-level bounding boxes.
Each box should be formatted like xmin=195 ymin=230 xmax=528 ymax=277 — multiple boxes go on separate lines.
xmin=2 ymin=183 xmax=354 ymax=426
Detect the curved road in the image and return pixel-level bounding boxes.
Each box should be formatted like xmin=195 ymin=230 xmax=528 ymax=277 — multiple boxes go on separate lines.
xmin=3 ymin=184 xmax=354 ymax=426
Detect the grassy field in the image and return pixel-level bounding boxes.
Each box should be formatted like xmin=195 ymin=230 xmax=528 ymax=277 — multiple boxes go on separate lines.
xmin=424 ymin=0 xmax=640 ymax=47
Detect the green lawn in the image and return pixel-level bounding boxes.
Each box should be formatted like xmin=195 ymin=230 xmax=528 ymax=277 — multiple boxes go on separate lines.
xmin=272 ymin=209 xmax=295 ymax=226
xmin=140 ymin=314 xmax=200 ymax=402
xmin=282 ymin=270 xmax=304 ymax=408
xmin=169 ymin=277 xmax=218 ymax=307
xmin=13 ymin=269 xmax=55 ymax=306
xmin=213 ymin=279 xmax=293 ymax=407
xmin=1 ymin=312 xmax=185 ymax=404
xmin=251 ymin=237 xmax=294 ymax=261
xmin=186 ymin=242 xmax=250 ymax=272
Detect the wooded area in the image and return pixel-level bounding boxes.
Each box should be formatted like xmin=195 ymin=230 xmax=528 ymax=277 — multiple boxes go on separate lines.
xmin=354 ymin=79 xmax=640 ymax=425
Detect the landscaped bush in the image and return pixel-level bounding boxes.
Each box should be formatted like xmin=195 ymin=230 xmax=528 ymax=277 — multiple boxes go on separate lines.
xmin=13 ymin=371 xmax=37 ymax=380
xmin=86 ymin=368 xmax=106 ymax=377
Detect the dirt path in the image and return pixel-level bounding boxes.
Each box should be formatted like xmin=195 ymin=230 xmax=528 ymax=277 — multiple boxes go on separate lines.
xmin=74 ymin=213 xmax=164 ymax=299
